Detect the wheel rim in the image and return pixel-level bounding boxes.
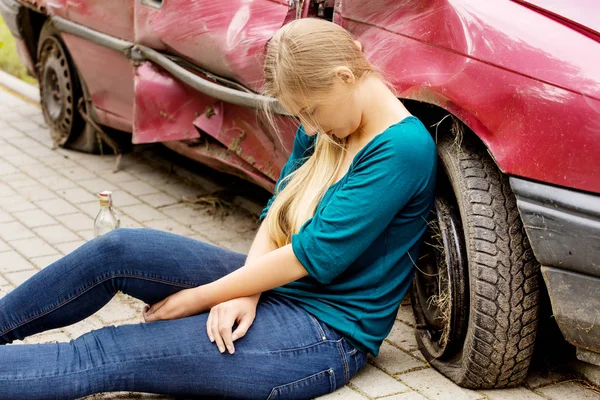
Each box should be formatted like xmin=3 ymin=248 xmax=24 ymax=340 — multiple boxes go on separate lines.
xmin=39 ymin=36 xmax=75 ymax=145
xmin=412 ymin=180 xmax=469 ymax=360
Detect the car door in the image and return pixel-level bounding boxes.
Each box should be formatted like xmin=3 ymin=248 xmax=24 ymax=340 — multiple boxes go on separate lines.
xmin=131 ymin=0 xmax=295 ymax=190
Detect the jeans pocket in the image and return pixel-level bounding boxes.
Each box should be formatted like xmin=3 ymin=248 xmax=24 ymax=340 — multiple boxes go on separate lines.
xmin=266 ymin=368 xmax=336 ymax=400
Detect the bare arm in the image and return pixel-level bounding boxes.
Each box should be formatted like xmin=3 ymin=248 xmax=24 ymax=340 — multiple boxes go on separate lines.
xmin=242 ymin=221 xmax=279 ymax=303
xmin=197 ymin=225 xmax=308 ymax=308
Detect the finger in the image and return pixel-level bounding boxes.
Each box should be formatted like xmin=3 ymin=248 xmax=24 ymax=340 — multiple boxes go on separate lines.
xmin=231 ymin=313 xmax=254 ymax=341
xmin=206 ymin=310 xmax=214 ymax=342
xmin=218 ymin=308 xmax=238 ymax=354
xmin=211 ymin=312 xmax=227 ymax=354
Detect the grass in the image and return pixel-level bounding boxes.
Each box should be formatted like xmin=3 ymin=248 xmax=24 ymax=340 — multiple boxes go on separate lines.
xmin=0 ymin=16 xmax=38 ymax=84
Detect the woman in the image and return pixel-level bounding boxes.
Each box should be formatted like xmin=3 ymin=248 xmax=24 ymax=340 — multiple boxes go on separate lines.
xmin=0 ymin=18 xmax=437 ymax=399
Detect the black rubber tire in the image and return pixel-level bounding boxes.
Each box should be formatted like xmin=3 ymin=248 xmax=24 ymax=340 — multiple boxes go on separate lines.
xmin=410 ymin=130 xmax=541 ymax=388
xmin=37 ymin=20 xmax=114 ymax=154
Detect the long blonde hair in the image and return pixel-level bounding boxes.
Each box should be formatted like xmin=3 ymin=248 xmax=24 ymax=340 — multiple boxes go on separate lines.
xmin=260 ymin=18 xmax=394 ymax=248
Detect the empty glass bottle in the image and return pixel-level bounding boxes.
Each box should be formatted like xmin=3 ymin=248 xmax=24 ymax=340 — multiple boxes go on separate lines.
xmin=93 ymin=190 xmax=121 ymax=238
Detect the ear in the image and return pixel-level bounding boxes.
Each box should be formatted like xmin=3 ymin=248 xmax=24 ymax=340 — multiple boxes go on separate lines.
xmin=334 ymin=66 xmax=355 ymax=85
xmin=353 ymin=40 xmax=363 ymax=53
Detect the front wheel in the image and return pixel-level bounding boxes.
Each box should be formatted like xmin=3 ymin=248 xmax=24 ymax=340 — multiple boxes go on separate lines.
xmin=410 ymin=129 xmax=541 ymax=388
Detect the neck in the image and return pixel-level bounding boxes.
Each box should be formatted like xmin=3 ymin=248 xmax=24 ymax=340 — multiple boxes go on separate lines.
xmin=352 ymin=75 xmax=410 ymax=145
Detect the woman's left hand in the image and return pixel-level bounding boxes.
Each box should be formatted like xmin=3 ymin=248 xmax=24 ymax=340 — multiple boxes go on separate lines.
xmin=143 ymin=287 xmax=207 ymax=323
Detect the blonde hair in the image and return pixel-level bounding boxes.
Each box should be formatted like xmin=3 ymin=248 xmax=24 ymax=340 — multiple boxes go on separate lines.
xmin=260 ymin=17 xmax=394 ymax=248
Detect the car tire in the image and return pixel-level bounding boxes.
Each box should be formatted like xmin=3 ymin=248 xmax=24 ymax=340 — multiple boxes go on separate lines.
xmin=37 ymin=20 xmax=116 ymax=154
xmin=410 ymin=129 xmax=541 ymax=388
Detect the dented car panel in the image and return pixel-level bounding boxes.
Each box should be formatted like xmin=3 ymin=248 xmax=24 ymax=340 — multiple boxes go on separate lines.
xmin=336 ymin=0 xmax=600 ymax=194
xmin=134 ymin=0 xmax=292 ymax=91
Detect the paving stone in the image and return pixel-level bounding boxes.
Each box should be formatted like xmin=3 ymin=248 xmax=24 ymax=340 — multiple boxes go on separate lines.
xmin=0 ymin=161 xmax=19 ymax=176
xmin=18 ymin=163 xmax=59 ymax=179
xmin=35 ymin=197 xmax=79 ymax=216
xmin=399 ymin=368 xmax=483 ymax=400
xmin=377 ymin=392 xmax=429 ymax=400
xmin=77 ymin=201 xmax=102 ymax=218
xmin=373 ymin=341 xmax=426 ymax=375
xmin=0 ymin=125 xmax=24 ymax=139
xmin=111 ymin=189 xmax=142 ymax=206
xmin=12 ymin=208 xmax=57 ymax=228
xmin=143 ymin=219 xmax=194 ymax=236
xmin=117 ymin=214 xmax=145 ymax=229
xmin=0 ymin=209 xmax=14 ymax=223
xmin=4 ymin=173 xmax=39 ymax=188
xmin=3 ymin=152 xmax=39 ymax=166
xmin=8 ymin=237 xmax=59 ymax=258
xmin=5 ymin=268 xmax=39 ymax=286
xmin=0 ymin=239 xmax=10 ymax=252
xmin=57 ymin=187 xmax=97 ymax=204
xmin=350 ymin=363 xmax=411 ymax=398
xmin=0 ymin=250 xmax=35 ymax=273
xmin=15 ymin=185 xmax=59 ymax=202
xmin=142 ymin=192 xmax=180 ymax=208
xmin=56 ymin=212 xmax=95 ymax=231
xmin=55 ymin=240 xmax=87 ymax=255
xmin=118 ymin=180 xmax=160 ymax=196
xmin=387 ymin=322 xmax=419 ymax=353
xmin=57 ymin=167 xmax=97 ymax=181
xmin=120 ymin=204 xmax=168 ymax=223
xmin=161 ymin=204 xmax=214 ymax=226
xmin=0 ymin=220 xmax=36 ymax=241
xmin=62 ymin=315 xmax=106 ymax=340
xmin=40 ymin=154 xmax=80 ymax=169
xmin=0 ymin=194 xmax=37 ymax=212
xmin=536 ymin=381 xmax=600 ymax=400
xmin=316 ymin=386 xmax=369 ymax=399
xmin=102 ymin=170 xmax=138 ymax=184
xmin=78 ymin=177 xmax=116 ymax=194
xmin=0 ymin=142 xmax=21 ymax=157
xmin=0 ymin=182 xmax=17 ymax=197
xmin=40 ymin=174 xmax=79 ymax=190
xmin=94 ymin=295 xmax=144 ymax=325
xmin=396 ymin=304 xmax=416 ymax=327
xmin=77 ymin=229 xmax=95 ymax=241
xmin=30 ymin=253 xmax=64 ymax=269
xmin=20 ymin=328 xmax=71 ymax=345
xmin=0 ymin=274 xmax=8 ymax=285
xmin=34 ymin=224 xmax=81 ymax=244
xmin=480 ymin=387 xmax=545 ymax=399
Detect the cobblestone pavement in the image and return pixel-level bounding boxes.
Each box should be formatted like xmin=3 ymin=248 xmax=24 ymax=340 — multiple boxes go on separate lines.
xmin=0 ymin=87 xmax=598 ymax=400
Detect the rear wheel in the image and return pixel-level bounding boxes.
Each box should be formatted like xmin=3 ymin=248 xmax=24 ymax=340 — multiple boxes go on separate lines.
xmin=37 ymin=20 xmax=122 ymax=154
xmin=410 ymin=130 xmax=541 ymax=388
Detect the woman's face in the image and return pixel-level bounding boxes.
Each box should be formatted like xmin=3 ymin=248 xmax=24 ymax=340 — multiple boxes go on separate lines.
xmin=295 ymin=67 xmax=363 ymax=140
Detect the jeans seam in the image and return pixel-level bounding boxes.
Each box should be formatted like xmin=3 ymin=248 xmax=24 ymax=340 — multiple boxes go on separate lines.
xmin=308 ymin=313 xmax=327 ymax=339
xmin=0 ymin=352 xmax=205 ymax=381
xmin=336 ymin=339 xmax=349 ymax=384
xmin=0 ymin=274 xmax=196 ymax=336
xmin=267 ymin=337 xmax=343 ymax=354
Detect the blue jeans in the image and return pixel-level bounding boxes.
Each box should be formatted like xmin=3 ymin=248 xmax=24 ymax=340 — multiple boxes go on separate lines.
xmin=0 ymin=228 xmax=368 ymax=399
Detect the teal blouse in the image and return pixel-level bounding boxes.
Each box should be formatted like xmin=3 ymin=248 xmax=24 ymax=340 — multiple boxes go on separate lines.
xmin=259 ymin=116 xmax=437 ymax=357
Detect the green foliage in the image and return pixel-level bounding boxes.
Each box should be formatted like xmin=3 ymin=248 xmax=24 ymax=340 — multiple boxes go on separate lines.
xmin=0 ymin=16 xmax=38 ymax=84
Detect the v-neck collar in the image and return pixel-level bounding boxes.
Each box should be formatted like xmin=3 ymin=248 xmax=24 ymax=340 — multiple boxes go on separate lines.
xmin=327 ymin=115 xmax=416 ymax=189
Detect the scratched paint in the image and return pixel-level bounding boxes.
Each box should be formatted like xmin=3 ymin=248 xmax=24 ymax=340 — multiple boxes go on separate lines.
xmin=337 ymin=0 xmax=600 ymax=193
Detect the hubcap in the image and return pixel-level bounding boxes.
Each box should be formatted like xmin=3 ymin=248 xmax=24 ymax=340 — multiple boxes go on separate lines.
xmin=39 ymin=37 xmax=75 ymax=145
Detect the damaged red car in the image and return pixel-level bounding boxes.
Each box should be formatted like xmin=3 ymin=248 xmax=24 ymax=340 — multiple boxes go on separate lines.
xmin=1 ymin=0 xmax=599 ymax=389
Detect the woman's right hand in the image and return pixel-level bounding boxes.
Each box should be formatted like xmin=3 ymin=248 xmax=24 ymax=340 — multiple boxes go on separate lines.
xmin=206 ymin=295 xmax=260 ymax=354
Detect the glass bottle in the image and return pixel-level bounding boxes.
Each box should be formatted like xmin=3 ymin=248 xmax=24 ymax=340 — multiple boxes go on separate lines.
xmin=93 ymin=190 xmax=121 ymax=238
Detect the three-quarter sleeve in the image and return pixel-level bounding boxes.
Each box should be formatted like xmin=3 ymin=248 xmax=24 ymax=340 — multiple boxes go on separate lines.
xmin=259 ymin=125 xmax=314 ymax=223
xmin=291 ymin=128 xmax=437 ymax=284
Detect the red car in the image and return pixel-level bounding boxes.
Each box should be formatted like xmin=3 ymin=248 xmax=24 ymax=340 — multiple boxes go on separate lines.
xmin=1 ymin=0 xmax=599 ymax=389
